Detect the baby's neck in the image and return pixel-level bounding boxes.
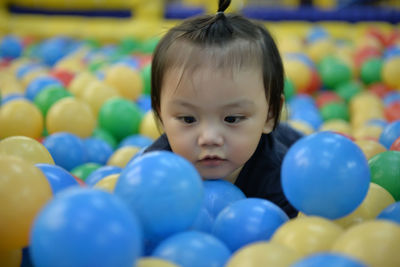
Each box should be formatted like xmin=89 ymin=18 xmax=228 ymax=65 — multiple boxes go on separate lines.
xmin=224 ymin=166 xmax=243 ymax=184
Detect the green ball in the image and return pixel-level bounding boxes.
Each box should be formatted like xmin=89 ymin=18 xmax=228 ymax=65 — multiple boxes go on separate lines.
xmin=335 ymin=81 xmax=363 ymax=103
xmin=318 ymin=56 xmax=352 ymax=89
xmin=92 ymin=127 xmax=118 ymax=149
xmin=141 ymin=63 xmax=151 ymax=95
xmin=320 ymin=102 xmax=349 ymax=121
xmin=33 ymin=84 xmax=72 ymax=116
xmin=119 ymin=37 xmax=141 ymax=54
xmin=284 ymin=78 xmax=296 ymax=101
xmin=360 ymin=57 xmax=382 ymax=85
xmin=98 ymin=97 xmax=143 ymax=141
xmin=139 ymin=37 xmax=159 ymax=54
xmin=71 ymin=162 xmax=102 ymax=181
xmin=369 ymin=151 xmax=400 ymax=201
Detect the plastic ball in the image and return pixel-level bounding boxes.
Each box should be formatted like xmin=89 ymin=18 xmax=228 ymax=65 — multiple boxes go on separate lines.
xmin=25 ymin=76 xmax=62 ymax=101
xmin=83 ymin=137 xmax=114 ymax=165
xmin=107 ymin=146 xmax=140 ymax=168
xmin=368 ymin=83 xmax=391 ymax=98
xmin=334 ymin=183 xmax=395 ymax=228
xmin=118 ymin=134 xmax=153 ymax=149
xmin=43 ymin=132 xmax=87 ymax=171
xmin=80 ymin=80 xmax=120 ymax=116
xmin=36 ymin=163 xmax=79 ymax=194
xmin=33 ymin=84 xmax=72 ymax=116
xmin=140 ymin=63 xmax=151 ymax=95
xmin=98 ymin=97 xmax=143 ymax=141
xmin=301 ymin=68 xmax=322 ymax=94
xmin=139 ymin=110 xmax=162 ymax=140
xmin=315 ymin=91 xmax=342 ymax=109
xmin=318 ymin=56 xmax=352 ymax=89
xmin=136 ymin=94 xmax=152 ymax=112
xmin=284 ymin=78 xmax=296 ymax=101
xmin=152 ymin=231 xmax=231 ymax=267
xmin=85 ymin=165 xmax=122 ymax=186
xmin=70 ymin=162 xmax=101 ymax=181
xmin=0 ymin=99 xmax=43 ymax=139
xmin=46 ymin=97 xmax=96 ymax=138
xmin=377 ymin=201 xmax=400 ymax=224
xmin=382 ymin=56 xmax=400 ymax=89
xmin=225 ymin=241 xmax=301 ymax=267
xmin=307 ymin=38 xmax=335 ymax=63
xmin=320 ymin=102 xmax=349 ymax=121
xmin=355 ymin=139 xmax=387 ymax=160
xmin=384 ymin=102 xmax=400 ymax=122
xmin=212 ymin=198 xmax=289 ymax=252
xmin=0 ymin=249 xmax=22 ymax=267
xmin=190 ymin=206 xmax=214 ymax=233
xmin=369 ymin=151 xmax=400 ymax=201
xmin=379 ymin=120 xmax=400 ymax=148
xmin=114 ymin=151 xmax=203 ymax=244
xmin=331 ymin=220 xmax=400 ymax=267
xmin=353 ymin=124 xmax=383 ymax=141
xmin=271 ymin=216 xmax=343 ymax=257
xmin=289 ymin=109 xmax=323 ymax=131
xmin=30 ymin=188 xmax=143 ymax=267
xmin=93 ymin=174 xmax=119 ymax=193
xmin=0 ymin=156 xmax=52 ymax=250
xmin=137 ymin=257 xmax=179 ymax=267
xmin=0 ymin=35 xmax=23 ymax=59
xmin=281 ymin=132 xmax=370 ymax=219
xmin=67 ymin=71 xmax=97 ymax=98
xmin=104 ymin=64 xmax=143 ymax=101
xmin=383 ymin=91 xmax=400 ymax=106
xmin=49 ymin=68 xmax=75 ymax=87
xmin=0 ymin=136 xmax=54 ymax=164
xmin=284 ymin=58 xmax=312 ymax=93
xmin=287 ymin=120 xmax=314 ymax=135
xmin=92 ymin=127 xmax=118 ymax=149
xmin=319 ymin=119 xmax=352 ymax=136
xmin=336 ymin=81 xmax=363 ymax=103
xmin=291 ymin=252 xmax=367 ymax=267
xmin=390 ymin=136 xmax=400 ymax=151
xmin=360 ymin=57 xmax=382 ymax=85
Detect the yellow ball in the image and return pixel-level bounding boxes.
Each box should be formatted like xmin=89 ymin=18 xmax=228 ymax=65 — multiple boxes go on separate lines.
xmin=271 ymin=216 xmax=343 ymax=257
xmin=107 ymin=146 xmax=140 ymax=168
xmin=137 ymin=257 xmax=179 ymax=267
xmin=283 ymin=59 xmax=312 ymax=93
xmin=225 ymin=241 xmax=301 ymax=267
xmin=331 ymin=220 xmax=400 ymax=267
xmin=0 ymin=136 xmax=54 ymax=165
xmin=382 ymin=57 xmax=400 ymax=89
xmin=104 ymin=65 xmax=143 ymax=101
xmin=0 ymin=99 xmax=43 ymax=139
xmin=0 ymin=156 xmax=52 ymax=250
xmin=0 ymin=249 xmax=22 ymax=267
xmin=354 ymin=139 xmax=386 ymax=160
xmin=46 ymin=97 xmax=96 ymax=138
xmin=287 ymin=120 xmax=314 ymax=135
xmin=21 ymin=68 xmax=48 ymax=88
xmin=307 ymin=38 xmax=336 ymax=63
xmin=319 ymin=119 xmax=352 ymax=136
xmin=68 ymin=71 xmax=97 ymax=98
xmin=349 ymin=92 xmax=383 ymax=114
xmin=140 ymin=110 xmax=162 ymax=140
xmin=334 ymin=183 xmax=395 ymax=229
xmin=80 ymin=80 xmax=120 ymax=116
xmin=94 ymin=174 xmax=119 ymax=193
xmin=352 ymin=124 xmax=383 ymax=141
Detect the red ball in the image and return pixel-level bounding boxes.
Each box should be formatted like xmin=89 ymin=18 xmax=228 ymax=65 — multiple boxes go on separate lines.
xmin=354 ymin=47 xmax=381 ymax=70
xmin=384 ymin=102 xmax=400 ymax=122
xmin=315 ymin=91 xmax=343 ymax=109
xmin=390 ymin=136 xmax=400 ymax=151
xmin=50 ymin=68 xmax=75 ymax=87
xmin=72 ymin=175 xmax=86 ymax=187
xmin=368 ymin=83 xmax=392 ymax=98
xmin=301 ymin=69 xmax=322 ymax=95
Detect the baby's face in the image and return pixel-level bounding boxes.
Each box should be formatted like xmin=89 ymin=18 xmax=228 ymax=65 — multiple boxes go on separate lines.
xmin=159 ymin=66 xmax=273 ymax=182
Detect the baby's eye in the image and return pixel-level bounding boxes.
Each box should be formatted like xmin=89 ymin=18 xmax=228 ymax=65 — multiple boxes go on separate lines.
xmin=178 ymin=116 xmax=196 ymax=124
xmin=224 ymin=116 xmax=245 ymax=124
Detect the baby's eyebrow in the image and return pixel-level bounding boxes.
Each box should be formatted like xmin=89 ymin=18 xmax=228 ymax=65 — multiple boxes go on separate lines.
xmin=222 ymin=99 xmax=255 ymax=108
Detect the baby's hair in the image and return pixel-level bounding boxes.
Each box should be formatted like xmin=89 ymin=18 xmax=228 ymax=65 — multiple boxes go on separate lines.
xmin=151 ymin=0 xmax=284 ymax=129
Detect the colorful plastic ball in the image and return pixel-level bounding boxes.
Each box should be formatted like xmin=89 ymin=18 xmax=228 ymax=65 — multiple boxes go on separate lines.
xmin=283 ymin=77 xmax=296 ymax=101
xmin=353 ymin=124 xmax=383 ymax=141
xmin=0 ymin=135 xmax=54 ymax=164
xmin=152 ymin=231 xmax=231 ymax=267
xmin=190 ymin=206 xmax=214 ymax=233
xmin=0 ymin=249 xmax=22 ymax=267
xmin=114 ymin=151 xmax=203 ymax=244
xmin=307 ymin=38 xmax=335 ymax=64
xmin=271 ymin=216 xmax=343 ymax=257
xmin=43 ymin=132 xmax=87 ymax=171
xmin=92 ymin=127 xmax=118 ymax=149
xmin=287 ymin=120 xmax=314 ymax=135
xmin=1 ymin=92 xmax=25 ymax=105
xmin=291 ymin=252 xmax=367 ymax=267
xmin=212 ymin=198 xmax=289 ymax=252
xmin=319 ymin=119 xmax=352 ymax=136
xmin=355 ymin=139 xmax=387 ymax=160
xmin=0 ymin=99 xmax=43 ymax=139
xmin=382 ymin=56 xmax=400 ymax=89
xmin=379 ymin=120 xmax=400 ymax=148
xmin=225 ymin=241 xmax=300 ymax=267
xmin=290 ymin=109 xmax=323 ymax=132
xmin=302 ymin=69 xmax=322 ymax=95
xmin=83 ymin=137 xmax=114 ymax=165
xmin=70 ymin=162 xmax=101 ymax=181
xmin=334 ymin=183 xmax=395 ymax=228
xmin=46 ymin=97 xmax=96 ymax=138
xmin=202 ymin=179 xmax=246 ymax=219
xmin=284 ymin=59 xmax=312 ymax=93
xmin=384 ymin=102 xmax=400 ymax=122
xmin=315 ymin=91 xmax=342 ymax=109
xmin=37 ymin=37 xmax=69 ymax=66
xmin=331 ymin=220 xmax=400 ymax=267
xmin=49 ymin=68 xmax=75 ymax=87
xmin=383 ymin=91 xmax=400 ymax=106
xmin=33 ymin=84 xmax=72 ymax=116
xmin=104 ymin=64 xmax=143 ymax=101
xmin=335 ymin=81 xmax=363 ymax=103
xmin=25 ymin=76 xmax=62 ymax=101
xmin=30 ymin=188 xmax=143 ymax=267
xmin=118 ymin=134 xmax=153 ymax=149
xmin=67 ymin=71 xmax=97 ymax=98
xmin=360 ymin=57 xmax=382 ymax=85
xmin=93 ymin=174 xmax=119 ymax=193
xmin=0 ymin=35 xmax=23 ymax=59
xmin=0 ymin=156 xmax=52 ymax=250
xmin=318 ymin=56 xmax=352 ymax=89
xmin=137 ymin=258 xmax=179 ymax=267
xmin=282 ymin=131 xmax=370 ymax=219
xmin=369 ymin=151 xmax=400 ymax=200
xmin=36 ymin=163 xmax=79 ymax=194
xmin=136 ymin=94 xmax=152 ymax=112
xmin=139 ymin=110 xmax=162 ymax=140
xmin=140 ymin=63 xmax=151 ymax=95
xmin=390 ymin=136 xmax=400 ymax=151
xmin=320 ymin=101 xmax=349 ymax=121
xmin=368 ymin=83 xmax=391 ymax=98
xmin=377 ymin=201 xmax=400 ymax=224
xmin=85 ymin=165 xmax=122 ymax=186
xmin=107 ymin=146 xmax=140 ymax=168
xmin=98 ymin=97 xmax=143 ymax=141
xmin=80 ymin=80 xmax=120 ymax=116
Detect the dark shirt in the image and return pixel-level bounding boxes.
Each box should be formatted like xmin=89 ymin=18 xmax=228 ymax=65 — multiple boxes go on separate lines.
xmin=144 ymin=123 xmax=303 ymax=219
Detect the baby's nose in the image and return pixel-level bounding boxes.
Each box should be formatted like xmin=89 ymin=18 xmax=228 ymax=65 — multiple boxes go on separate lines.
xmin=198 ymin=126 xmax=223 ymax=147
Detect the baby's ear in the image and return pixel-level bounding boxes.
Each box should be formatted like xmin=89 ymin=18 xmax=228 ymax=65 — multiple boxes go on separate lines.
xmin=262 ymin=94 xmax=284 ymax=134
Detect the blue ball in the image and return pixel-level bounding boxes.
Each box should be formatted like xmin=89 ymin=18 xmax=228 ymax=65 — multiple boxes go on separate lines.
xmin=16 ymin=62 xmax=43 ymax=79
xmin=212 ymin=198 xmax=289 ymax=252
xmin=0 ymin=35 xmax=22 ymax=59
xmin=291 ymin=252 xmax=368 ymax=267
xmin=190 ymin=207 xmax=214 ymax=233
xmin=282 ymin=131 xmax=370 ymax=219
xmin=83 ymin=137 xmax=114 ymax=165
xmin=383 ymin=91 xmax=400 ymax=107
xmin=1 ymin=93 xmax=25 ymax=105
xmin=203 ymin=179 xmax=245 ymax=218
xmin=38 ymin=37 xmax=69 ymax=66
xmin=118 ymin=134 xmax=153 ymax=149
xmin=25 ymin=76 xmax=62 ymax=101
xmin=36 ymin=163 xmax=79 ymax=194
xmin=289 ymin=94 xmax=318 ymax=112
xmin=377 ymin=201 xmax=400 ymax=224
xmin=85 ymin=165 xmax=122 ymax=186
xmin=290 ymin=109 xmax=323 ymax=130
xmin=43 ymin=132 xmax=87 ymax=171
xmin=30 ymin=188 xmax=143 ymax=267
xmin=152 ymin=231 xmax=231 ymax=267
xmin=379 ymin=120 xmax=400 ymax=149
xmin=136 ymin=94 xmax=152 ymax=113
xmin=114 ymin=151 xmax=203 ymax=244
